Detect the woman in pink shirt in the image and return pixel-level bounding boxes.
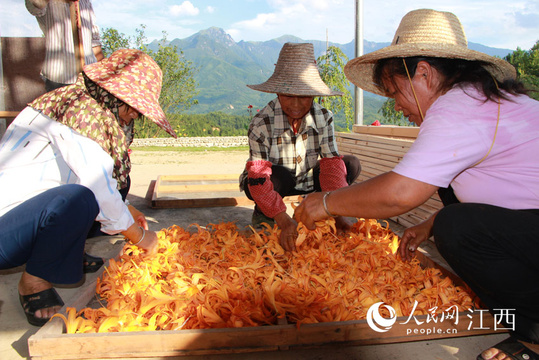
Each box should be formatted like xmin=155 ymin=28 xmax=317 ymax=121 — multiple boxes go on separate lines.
xmin=295 ymin=9 xmax=539 ymax=360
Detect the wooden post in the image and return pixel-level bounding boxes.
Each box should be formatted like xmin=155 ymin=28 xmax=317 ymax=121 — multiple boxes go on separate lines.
xmin=69 ymin=0 xmax=85 ymax=74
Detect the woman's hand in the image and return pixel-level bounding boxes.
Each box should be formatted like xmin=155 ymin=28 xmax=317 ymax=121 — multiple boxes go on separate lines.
xmin=136 ymin=229 xmax=159 ymax=256
xmin=334 ymin=216 xmax=353 ymax=235
xmin=398 ymin=213 xmax=437 ymax=261
xmin=293 ymin=192 xmax=328 ymax=230
xmin=274 ymin=212 xmax=298 ymax=252
xmin=122 ymin=223 xmax=159 ymax=256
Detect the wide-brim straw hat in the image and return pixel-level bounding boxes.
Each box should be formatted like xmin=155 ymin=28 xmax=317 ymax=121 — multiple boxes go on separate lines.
xmin=247 ymin=42 xmax=342 ymax=97
xmin=83 ymin=49 xmax=176 ymax=137
xmin=344 ymin=9 xmax=517 ymax=96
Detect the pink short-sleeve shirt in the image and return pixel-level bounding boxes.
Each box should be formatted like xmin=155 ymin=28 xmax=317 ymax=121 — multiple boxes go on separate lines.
xmin=393 ymin=85 xmax=539 ymax=210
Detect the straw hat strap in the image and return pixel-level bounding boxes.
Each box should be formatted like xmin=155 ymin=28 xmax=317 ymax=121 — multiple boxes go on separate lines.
xmin=403 ymin=59 xmax=425 ymax=122
xmin=470 ymin=77 xmax=501 ymax=167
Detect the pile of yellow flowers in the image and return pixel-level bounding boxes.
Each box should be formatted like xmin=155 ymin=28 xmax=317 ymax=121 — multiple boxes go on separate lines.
xmin=53 ymin=219 xmax=477 ymax=333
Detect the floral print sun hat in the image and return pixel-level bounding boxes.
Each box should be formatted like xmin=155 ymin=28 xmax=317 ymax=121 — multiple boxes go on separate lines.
xmin=83 ymin=49 xmax=176 ymax=137
xmin=28 ymin=49 xmax=176 ymax=189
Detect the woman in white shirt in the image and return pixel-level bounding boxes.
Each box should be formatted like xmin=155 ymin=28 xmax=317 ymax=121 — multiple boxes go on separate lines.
xmin=0 ymin=49 xmax=176 ymax=326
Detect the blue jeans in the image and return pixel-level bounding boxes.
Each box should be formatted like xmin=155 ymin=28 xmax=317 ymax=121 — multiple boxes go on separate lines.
xmin=434 ymin=203 xmax=539 ymax=343
xmin=0 ymin=185 xmax=99 ymax=284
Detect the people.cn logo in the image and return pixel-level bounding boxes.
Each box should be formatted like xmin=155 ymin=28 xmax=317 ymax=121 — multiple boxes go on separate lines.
xmin=366 ymin=302 xmax=398 ymax=332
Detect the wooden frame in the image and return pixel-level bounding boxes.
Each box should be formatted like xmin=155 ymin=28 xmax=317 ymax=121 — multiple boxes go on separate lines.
xmin=148 ymin=174 xmax=298 ymax=209
xmin=149 ymin=174 xmax=254 ymax=209
xmin=28 ymin=250 xmax=506 ymax=360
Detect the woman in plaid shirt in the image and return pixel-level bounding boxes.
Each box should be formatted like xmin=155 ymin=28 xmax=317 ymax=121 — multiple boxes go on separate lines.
xmin=240 ymin=43 xmax=361 ymax=252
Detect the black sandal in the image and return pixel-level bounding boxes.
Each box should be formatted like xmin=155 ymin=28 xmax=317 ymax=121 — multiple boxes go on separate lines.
xmin=83 ymin=253 xmax=104 ymax=273
xmin=477 ymin=337 xmax=539 ymax=360
xmin=19 ymin=288 xmax=64 ymax=326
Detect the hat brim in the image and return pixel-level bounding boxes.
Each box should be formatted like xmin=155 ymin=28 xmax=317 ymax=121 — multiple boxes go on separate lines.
xmin=83 ymin=51 xmax=177 ymax=138
xmin=344 ymin=43 xmax=517 ymax=96
xmin=247 ymin=83 xmax=343 ymax=97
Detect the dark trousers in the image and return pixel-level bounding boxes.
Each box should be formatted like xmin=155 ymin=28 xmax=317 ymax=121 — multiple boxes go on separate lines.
xmin=434 ymin=187 xmax=539 ymax=343
xmin=0 ymin=185 xmax=99 ymax=284
xmin=242 ymin=155 xmax=361 ymax=201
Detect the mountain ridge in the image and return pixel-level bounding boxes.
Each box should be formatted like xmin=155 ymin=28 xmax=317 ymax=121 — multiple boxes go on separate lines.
xmin=150 ymin=27 xmax=513 ymax=119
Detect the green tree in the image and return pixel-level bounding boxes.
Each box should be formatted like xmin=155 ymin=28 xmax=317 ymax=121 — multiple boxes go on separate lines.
xmin=316 ymin=46 xmax=353 ymax=131
xmin=100 ymin=25 xmax=199 ymax=138
xmin=150 ymin=33 xmax=198 ymax=115
xmin=100 ymin=28 xmax=130 ymax=57
xmin=378 ymin=98 xmax=413 ymax=126
xmin=505 ymin=40 xmax=539 ymax=100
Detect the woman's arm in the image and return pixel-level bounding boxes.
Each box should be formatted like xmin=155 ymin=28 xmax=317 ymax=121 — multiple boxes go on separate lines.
xmin=294 ymin=171 xmax=438 ymax=229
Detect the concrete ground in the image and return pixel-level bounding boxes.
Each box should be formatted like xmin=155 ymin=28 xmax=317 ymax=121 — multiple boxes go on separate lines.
xmin=0 ymin=149 xmax=508 ymax=360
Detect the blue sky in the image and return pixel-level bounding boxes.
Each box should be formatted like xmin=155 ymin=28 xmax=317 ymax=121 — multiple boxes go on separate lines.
xmin=2 ymin=0 xmax=539 ymax=51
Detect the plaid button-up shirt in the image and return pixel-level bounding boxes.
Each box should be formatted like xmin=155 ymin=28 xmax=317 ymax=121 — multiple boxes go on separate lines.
xmin=241 ymin=98 xmax=341 ymax=192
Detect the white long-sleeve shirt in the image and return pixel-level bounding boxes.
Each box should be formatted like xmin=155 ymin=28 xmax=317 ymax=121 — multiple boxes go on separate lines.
xmin=0 ymin=107 xmax=134 ymax=234
xmin=26 ymin=0 xmax=102 ymax=84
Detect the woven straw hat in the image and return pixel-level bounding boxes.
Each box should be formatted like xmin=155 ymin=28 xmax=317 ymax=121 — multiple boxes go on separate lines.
xmin=247 ymin=42 xmax=342 ymax=96
xmin=83 ymin=49 xmax=176 ymax=137
xmin=344 ymin=9 xmax=517 ymax=96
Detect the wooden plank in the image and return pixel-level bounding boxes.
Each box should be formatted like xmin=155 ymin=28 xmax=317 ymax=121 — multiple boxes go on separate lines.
xmin=338 ymin=137 xmax=414 ymax=153
xmin=354 ymin=155 xmax=397 ymax=173
xmin=156 ymin=183 xmax=239 ymax=194
xmin=338 ymin=133 xmax=415 ymax=146
xmin=0 ymin=111 xmax=19 ymax=118
xmin=145 ymin=180 xmax=156 ymax=202
xmin=159 ymin=174 xmax=239 ymax=182
xmin=339 ymin=141 xmax=410 ymax=159
xmin=348 ymin=125 xmax=420 ymax=138
xmin=338 ymin=146 xmax=404 ymax=165
xmin=339 ymin=132 xmax=415 ymax=146
xmin=153 ymin=175 xmax=164 ymax=200
xmin=69 ymin=1 xmax=85 ymax=74
xmin=339 ymin=143 xmax=406 ymax=160
xmin=151 ymin=196 xmax=254 ymax=209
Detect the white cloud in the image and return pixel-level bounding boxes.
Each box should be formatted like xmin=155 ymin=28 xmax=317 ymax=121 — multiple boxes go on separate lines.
xmin=234 ymin=12 xmax=281 ymax=30
xmin=206 ymin=6 xmax=216 ymax=14
xmin=269 ymin=0 xmax=329 ymax=11
xmin=230 ymin=1 xmax=341 ymax=42
xmin=170 ymin=1 xmax=199 ymax=17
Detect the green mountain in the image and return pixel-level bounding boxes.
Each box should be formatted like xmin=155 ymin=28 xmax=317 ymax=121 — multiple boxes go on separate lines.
xmin=150 ymin=27 xmax=513 ymax=124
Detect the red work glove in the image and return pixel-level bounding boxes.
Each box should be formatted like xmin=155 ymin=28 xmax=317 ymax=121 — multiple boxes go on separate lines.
xmin=319 ymin=156 xmax=348 ymax=191
xmin=246 ymin=160 xmax=287 ymax=218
